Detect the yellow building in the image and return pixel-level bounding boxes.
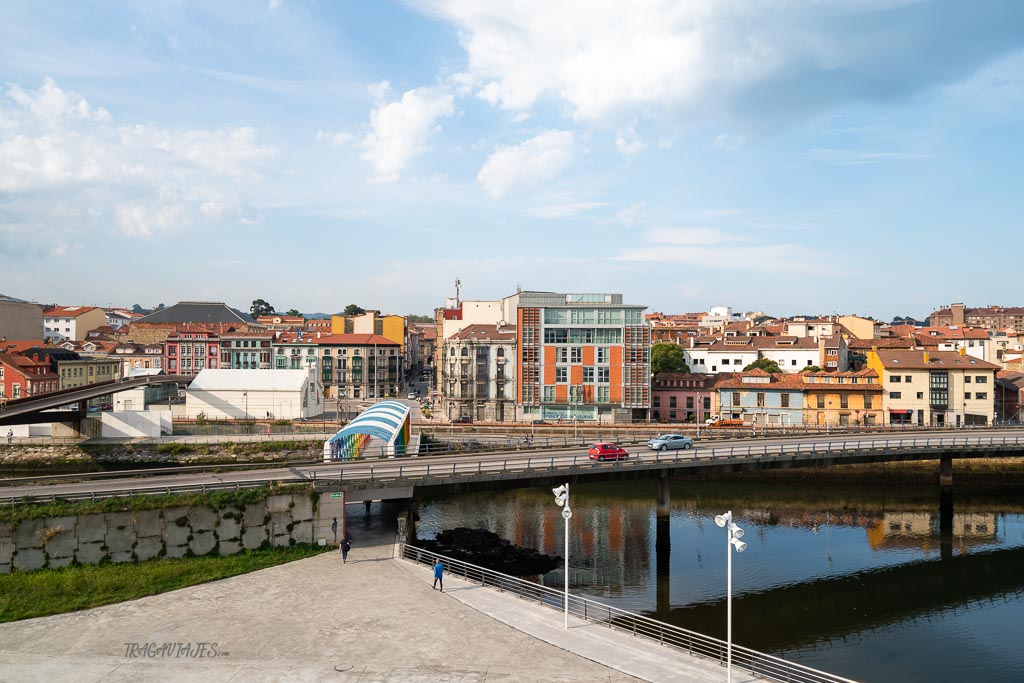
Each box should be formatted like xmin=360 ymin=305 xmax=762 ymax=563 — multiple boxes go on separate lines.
xmin=331 ymin=311 xmax=406 ymax=350
xmin=58 ymin=357 xmax=121 ymax=390
xmin=866 ymin=348 xmax=999 ymax=427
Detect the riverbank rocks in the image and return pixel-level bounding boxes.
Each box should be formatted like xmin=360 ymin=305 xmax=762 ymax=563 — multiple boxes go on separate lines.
xmin=419 ymin=527 xmax=561 ymax=577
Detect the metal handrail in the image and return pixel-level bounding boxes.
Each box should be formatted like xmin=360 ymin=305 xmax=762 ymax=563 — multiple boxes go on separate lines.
xmin=3 ymin=434 xmax=1022 ymax=505
xmin=400 ymin=544 xmax=858 ymax=683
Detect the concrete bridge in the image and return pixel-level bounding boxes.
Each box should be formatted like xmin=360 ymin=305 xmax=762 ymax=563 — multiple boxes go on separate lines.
xmin=3 ymin=431 xmax=1022 ymax=505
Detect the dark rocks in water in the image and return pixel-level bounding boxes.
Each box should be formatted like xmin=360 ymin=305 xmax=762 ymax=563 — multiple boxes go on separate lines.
xmin=418 ymin=527 xmax=560 ymax=576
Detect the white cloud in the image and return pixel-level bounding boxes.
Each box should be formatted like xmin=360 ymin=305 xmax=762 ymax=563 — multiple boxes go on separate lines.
xmin=805 ymin=148 xmax=935 ymax=165
xmin=477 ymin=129 xmax=575 ymax=199
xmin=713 ymin=133 xmax=745 ymax=151
xmin=359 ymin=86 xmax=455 ymax=183
xmin=615 ymin=126 xmax=647 ymax=157
xmin=315 ymin=129 xmax=354 ymax=146
xmin=523 ymin=200 xmax=605 ymax=219
xmin=615 ymin=201 xmax=647 ymax=227
xmin=416 ymin=1 xmax=1021 ymax=124
xmin=644 ymin=227 xmax=740 ymax=245
xmin=0 ymin=78 xmax=276 ymax=240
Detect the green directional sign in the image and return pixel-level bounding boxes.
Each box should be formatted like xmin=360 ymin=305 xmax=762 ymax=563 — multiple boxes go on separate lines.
xmin=330 ymin=493 xmax=345 ymax=499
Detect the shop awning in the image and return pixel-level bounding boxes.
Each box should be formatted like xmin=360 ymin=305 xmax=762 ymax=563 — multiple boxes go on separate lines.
xmin=888 ymin=409 xmax=911 ymax=414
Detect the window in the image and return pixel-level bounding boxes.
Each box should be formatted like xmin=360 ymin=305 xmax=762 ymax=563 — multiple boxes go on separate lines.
xmin=976 ymin=392 xmax=987 ymax=400
xmin=917 ymin=392 xmax=924 ymax=399
xmin=840 ymin=395 xmax=849 ymax=409
xmin=569 ymin=386 xmax=583 ymax=403
xmin=596 ymin=347 xmax=609 ymax=364
xmin=596 ymin=387 xmax=609 ymax=403
xmin=864 ymin=394 xmax=873 ymax=409
xmin=722 ymin=359 xmax=730 ymax=365
xmin=555 ymin=367 xmax=567 ymax=383
xmin=817 ymin=395 xmax=825 ymax=409
xmin=781 ymin=394 xmax=790 ymax=408
xmin=582 ymin=367 xmax=594 ymax=383
xmin=904 ymin=375 xmax=912 ymax=383
xmin=975 ymin=376 xmax=987 ymax=384
xmin=597 ymin=367 xmax=610 ymax=383
xmin=543 ymin=386 xmax=555 ymax=402
xmin=670 ymin=396 xmax=677 ymax=408
xmin=965 ymin=376 xmax=971 ymax=384
xmin=964 ymin=392 xmax=971 ymax=400
xmin=889 ymin=391 xmax=902 ymax=399
xmin=570 ymin=347 xmax=582 ymax=363
xmin=756 ymin=393 xmax=765 ymax=407
xmin=891 ymin=376 xmax=901 ymax=383
xmin=461 ymin=348 xmax=469 ymax=357
xmin=556 ymin=347 xmax=568 ymax=363
xmin=732 ymin=392 xmax=741 ymax=405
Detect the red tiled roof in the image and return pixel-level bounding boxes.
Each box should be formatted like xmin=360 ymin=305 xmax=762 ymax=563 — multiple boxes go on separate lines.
xmin=450 ymin=324 xmax=516 ymax=341
xmin=42 ymin=305 xmax=100 ymax=318
xmin=873 ymin=350 xmax=1000 ymax=371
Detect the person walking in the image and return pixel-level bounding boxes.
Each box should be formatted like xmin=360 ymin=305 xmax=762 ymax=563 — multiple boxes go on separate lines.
xmin=340 ymin=532 xmax=353 ymax=563
xmin=433 ymin=559 xmax=445 ymax=592
xmin=6 ymin=429 xmax=13 ymax=445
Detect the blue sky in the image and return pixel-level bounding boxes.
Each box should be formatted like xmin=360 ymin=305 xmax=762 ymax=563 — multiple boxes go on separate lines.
xmin=1 ymin=1 xmax=1022 ymax=320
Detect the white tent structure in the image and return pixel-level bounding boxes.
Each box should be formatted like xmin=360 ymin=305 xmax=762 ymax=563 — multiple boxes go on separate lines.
xmin=185 ymin=369 xmax=322 ymax=421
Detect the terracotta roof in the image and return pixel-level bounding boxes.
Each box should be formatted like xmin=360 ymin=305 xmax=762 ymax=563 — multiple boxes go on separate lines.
xmin=847 ymin=338 xmax=917 ymax=350
xmin=275 ymin=332 xmax=398 ymax=346
xmin=43 ymin=305 xmax=100 ymax=318
xmin=914 ymin=326 xmax=990 ymax=340
xmin=873 ymin=350 xmax=1000 ymax=371
xmin=712 ymin=372 xmax=808 ymax=390
xmin=750 ymin=336 xmax=819 ymax=350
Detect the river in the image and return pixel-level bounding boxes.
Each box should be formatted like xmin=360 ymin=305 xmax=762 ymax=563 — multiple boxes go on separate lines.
xmin=415 ymin=477 xmax=1024 ymax=682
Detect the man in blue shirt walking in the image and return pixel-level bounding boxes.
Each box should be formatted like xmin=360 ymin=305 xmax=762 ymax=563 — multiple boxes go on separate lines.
xmin=432 ymin=560 xmax=444 ymax=592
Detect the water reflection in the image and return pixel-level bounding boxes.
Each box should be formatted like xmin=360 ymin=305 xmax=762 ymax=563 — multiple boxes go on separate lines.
xmin=417 ymin=480 xmax=1024 ymax=683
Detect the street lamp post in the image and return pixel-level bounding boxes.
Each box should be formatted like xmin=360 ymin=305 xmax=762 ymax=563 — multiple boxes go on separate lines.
xmin=696 ymin=391 xmax=702 ymax=439
xmin=826 ymin=400 xmax=832 ymax=434
xmin=243 ymin=391 xmax=248 ymax=421
xmin=714 ymin=510 xmax=747 ymax=683
xmin=552 ymin=483 xmax=572 ymax=629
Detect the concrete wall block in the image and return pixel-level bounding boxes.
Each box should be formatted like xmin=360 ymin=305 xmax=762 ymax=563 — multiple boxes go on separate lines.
xmin=1 ymin=562 xmax=12 ymax=574
xmin=243 ymin=502 xmax=269 ymax=528
xmin=47 ymin=555 xmax=75 ymax=569
xmin=188 ymin=507 xmax=218 ymax=533
xmin=315 ymin=497 xmax=346 ymax=524
xmin=163 ymin=507 xmax=192 ymax=546
xmin=241 ymin=526 xmax=266 ymax=550
xmin=218 ymin=539 xmax=242 ymax=556
xmin=0 ymin=521 xmax=12 ymax=543
xmin=290 ymin=520 xmax=313 ymax=544
xmin=134 ymin=510 xmax=163 ymax=538
xmin=14 ymin=519 xmax=44 ymax=549
xmin=110 ymin=550 xmax=134 ymax=564
xmin=77 ymin=514 xmax=107 ymax=543
xmin=104 ymin=526 xmax=135 ymax=554
xmin=266 ymin=495 xmax=293 ymax=514
xmin=190 ymin=530 xmax=217 ymax=556
xmin=290 ymin=495 xmax=314 ymax=521
xmin=216 ymin=513 xmax=241 ymax=541
xmin=165 ymin=543 xmax=188 ymax=559
xmin=105 ymin=512 xmax=134 ymax=533
xmin=44 ymin=530 xmax=78 ymax=560
xmin=13 ymin=548 xmax=46 ymax=571
xmin=135 ymin=537 xmax=163 ymax=562
xmin=0 ymin=537 xmax=12 ymax=567
xmin=76 ymin=541 xmax=105 ymax=565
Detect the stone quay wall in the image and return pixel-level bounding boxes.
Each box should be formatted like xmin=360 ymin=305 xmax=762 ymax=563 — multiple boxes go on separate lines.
xmin=0 ymin=492 xmax=346 ymax=574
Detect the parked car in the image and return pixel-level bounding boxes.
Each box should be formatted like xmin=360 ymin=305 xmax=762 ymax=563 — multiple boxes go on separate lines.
xmin=647 ymin=434 xmax=694 ymax=450
xmin=531 ymin=419 xmax=549 ymax=425
xmin=407 ymin=392 xmax=417 ymax=399
xmin=452 ymin=415 xmax=473 ymax=424
xmin=588 ymin=442 xmax=630 ymax=461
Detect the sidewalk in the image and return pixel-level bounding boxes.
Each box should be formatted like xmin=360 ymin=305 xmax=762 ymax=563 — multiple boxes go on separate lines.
xmin=0 ymin=522 xmax=639 ymax=682
xmin=397 ymin=556 xmax=750 ymax=683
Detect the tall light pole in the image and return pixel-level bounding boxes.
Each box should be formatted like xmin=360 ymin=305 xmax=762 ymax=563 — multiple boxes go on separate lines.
xmin=826 ymin=399 xmax=832 ymax=434
xmin=714 ymin=510 xmax=747 ymax=683
xmin=243 ymin=391 xmax=248 ymax=421
xmin=552 ymin=483 xmax=572 ymax=629
xmin=696 ymin=390 xmax=702 ymax=439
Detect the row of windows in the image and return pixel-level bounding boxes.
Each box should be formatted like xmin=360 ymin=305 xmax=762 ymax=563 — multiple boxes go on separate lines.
xmin=542 ymin=386 xmax=612 ymax=402
xmin=552 ymin=367 xmax=611 ymax=383
xmin=543 ymin=308 xmax=644 ymax=325
xmin=543 ymin=328 xmax=624 ymax=344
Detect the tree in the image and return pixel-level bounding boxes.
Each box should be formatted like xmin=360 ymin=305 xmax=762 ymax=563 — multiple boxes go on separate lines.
xmin=250 ymin=299 xmax=275 ymax=317
xmin=651 ymin=343 xmax=690 ymax=374
xmin=800 ymin=365 xmax=822 ymax=373
xmin=131 ymin=304 xmax=147 ymax=314
xmin=343 ymin=304 xmax=365 ymax=316
xmin=406 ymin=314 xmax=433 ymax=323
xmin=286 ymin=308 xmax=301 ymax=316
xmin=743 ymin=358 xmax=782 ymax=373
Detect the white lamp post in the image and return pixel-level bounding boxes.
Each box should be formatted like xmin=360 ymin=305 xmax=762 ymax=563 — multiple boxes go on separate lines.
xmin=552 ymin=483 xmax=572 ymax=629
xmin=714 ymin=510 xmax=747 ymax=683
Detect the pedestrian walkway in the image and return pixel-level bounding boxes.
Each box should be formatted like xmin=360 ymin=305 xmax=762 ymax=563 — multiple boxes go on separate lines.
xmin=0 ymin=523 xmax=638 ymax=682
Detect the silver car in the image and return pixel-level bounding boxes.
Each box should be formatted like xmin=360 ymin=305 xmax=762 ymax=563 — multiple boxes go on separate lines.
xmin=647 ymin=434 xmax=694 ymax=451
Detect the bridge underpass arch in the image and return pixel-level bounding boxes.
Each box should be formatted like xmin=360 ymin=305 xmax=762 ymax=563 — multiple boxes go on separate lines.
xmin=323 ymin=400 xmax=410 ymax=461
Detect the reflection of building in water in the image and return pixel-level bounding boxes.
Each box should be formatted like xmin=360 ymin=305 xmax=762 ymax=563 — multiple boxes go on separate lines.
xmin=866 ymin=512 xmax=997 ymax=555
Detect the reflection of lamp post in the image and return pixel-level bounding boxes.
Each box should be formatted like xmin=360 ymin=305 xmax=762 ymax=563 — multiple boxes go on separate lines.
xmin=714 ymin=511 xmax=747 ymax=683
xmin=826 ymin=400 xmax=832 ymax=434
xmin=552 ymin=483 xmax=571 ymax=629
xmin=697 ymin=390 xmax=702 ymax=439
xmin=243 ymin=391 xmax=248 ymax=421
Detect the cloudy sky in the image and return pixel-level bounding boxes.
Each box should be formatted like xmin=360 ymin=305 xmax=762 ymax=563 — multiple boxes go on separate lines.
xmin=1 ymin=1 xmax=1022 ymax=320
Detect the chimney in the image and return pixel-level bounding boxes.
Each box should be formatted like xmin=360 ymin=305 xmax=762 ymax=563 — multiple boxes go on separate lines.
xmin=959 ymin=346 xmax=966 ymax=356
xmin=952 ymin=303 xmax=965 ymax=326
xmin=923 ymin=351 xmax=930 ymax=364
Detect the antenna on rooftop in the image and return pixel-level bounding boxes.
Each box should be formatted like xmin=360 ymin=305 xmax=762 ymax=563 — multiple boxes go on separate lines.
xmin=455 ymin=277 xmax=461 ymax=306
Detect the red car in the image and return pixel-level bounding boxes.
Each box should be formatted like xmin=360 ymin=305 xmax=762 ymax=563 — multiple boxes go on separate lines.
xmin=588 ymin=442 xmax=629 ymax=461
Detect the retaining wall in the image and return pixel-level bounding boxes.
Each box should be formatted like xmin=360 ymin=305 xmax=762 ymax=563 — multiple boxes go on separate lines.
xmin=0 ymin=492 xmax=347 ymax=574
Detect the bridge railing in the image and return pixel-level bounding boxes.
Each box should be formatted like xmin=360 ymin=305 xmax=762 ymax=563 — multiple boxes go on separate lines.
xmin=400 ymin=544 xmax=857 ymax=683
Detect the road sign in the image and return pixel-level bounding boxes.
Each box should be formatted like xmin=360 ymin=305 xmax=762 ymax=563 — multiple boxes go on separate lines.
xmin=330 ymin=492 xmax=345 ymax=499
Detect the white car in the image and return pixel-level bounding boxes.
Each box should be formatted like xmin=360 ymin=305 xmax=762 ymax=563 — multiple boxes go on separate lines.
xmin=407 ymin=392 xmax=417 ymax=399
xmin=647 ymin=434 xmax=694 ymax=451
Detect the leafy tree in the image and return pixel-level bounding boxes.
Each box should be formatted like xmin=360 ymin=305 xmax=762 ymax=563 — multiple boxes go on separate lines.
xmin=651 ymin=343 xmax=690 ymax=374
xmin=131 ymin=304 xmax=147 ymax=314
xmin=156 ymin=303 xmax=165 ymax=310
xmin=250 ymin=299 xmax=275 ymax=317
xmin=406 ymin=314 xmax=434 ymax=323
xmin=343 ymin=304 xmax=366 ymax=315
xmin=800 ymin=365 xmax=822 ymax=373
xmin=743 ymin=358 xmax=782 ymax=373
xmin=286 ymin=309 xmax=301 ymax=316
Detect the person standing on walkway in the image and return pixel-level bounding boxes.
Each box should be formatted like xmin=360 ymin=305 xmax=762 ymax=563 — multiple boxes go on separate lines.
xmin=6 ymin=429 xmax=13 ymax=445
xmin=433 ymin=560 xmax=445 ymax=592
xmin=340 ymin=531 xmax=353 ymax=563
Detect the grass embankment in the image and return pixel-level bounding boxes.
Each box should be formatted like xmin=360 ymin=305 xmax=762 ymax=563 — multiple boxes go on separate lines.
xmin=0 ymin=545 xmax=328 ymax=623
xmin=0 ymin=483 xmax=315 ymax=524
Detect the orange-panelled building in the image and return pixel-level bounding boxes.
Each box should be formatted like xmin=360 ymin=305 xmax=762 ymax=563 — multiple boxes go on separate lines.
xmin=508 ymin=291 xmax=651 ymax=423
